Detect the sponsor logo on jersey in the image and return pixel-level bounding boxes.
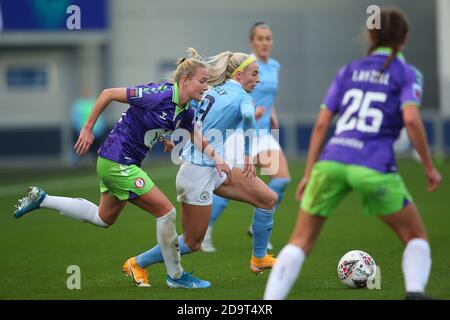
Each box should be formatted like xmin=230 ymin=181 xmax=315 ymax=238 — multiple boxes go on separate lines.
xmin=134 ymin=178 xmax=145 ymax=189
xmin=129 ymin=87 xmax=143 ymax=99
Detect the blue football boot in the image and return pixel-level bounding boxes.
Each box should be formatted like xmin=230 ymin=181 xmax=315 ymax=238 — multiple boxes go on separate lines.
xmin=14 ymin=186 xmax=46 ymax=219
xmin=166 ymin=271 xmax=211 ymax=289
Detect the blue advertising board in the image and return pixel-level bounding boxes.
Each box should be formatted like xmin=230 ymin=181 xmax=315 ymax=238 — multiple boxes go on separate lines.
xmin=0 ymin=0 xmax=108 ymax=31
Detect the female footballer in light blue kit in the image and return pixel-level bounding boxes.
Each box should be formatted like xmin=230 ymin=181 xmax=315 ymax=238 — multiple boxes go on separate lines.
xmin=202 ymin=22 xmax=290 ymax=253
xmin=127 ymin=51 xmax=279 ymax=283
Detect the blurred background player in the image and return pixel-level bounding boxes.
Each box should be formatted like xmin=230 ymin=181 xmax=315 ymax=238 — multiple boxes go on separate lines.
xmin=201 ymin=22 xmax=290 ymax=253
xmin=264 ymin=8 xmax=442 ymax=300
xmin=128 ymin=51 xmax=279 ymax=281
xmin=13 ymin=50 xmax=226 ymax=289
xmin=69 ymin=88 xmax=107 ymax=167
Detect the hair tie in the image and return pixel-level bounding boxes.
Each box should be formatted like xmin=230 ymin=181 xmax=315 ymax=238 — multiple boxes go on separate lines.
xmin=230 ymin=56 xmax=257 ymax=78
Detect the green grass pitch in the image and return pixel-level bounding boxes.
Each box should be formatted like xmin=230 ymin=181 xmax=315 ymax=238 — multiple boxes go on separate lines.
xmin=0 ymin=160 xmax=449 ymax=300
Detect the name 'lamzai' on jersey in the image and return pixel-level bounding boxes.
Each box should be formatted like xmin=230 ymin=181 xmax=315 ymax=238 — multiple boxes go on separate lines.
xmin=351 ymin=69 xmax=390 ymax=86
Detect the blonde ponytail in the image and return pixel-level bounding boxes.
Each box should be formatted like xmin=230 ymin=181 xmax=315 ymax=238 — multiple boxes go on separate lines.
xmin=170 ymin=49 xmax=253 ymax=87
xmin=170 ymin=48 xmax=207 ymax=82
xmin=206 ymin=52 xmax=252 ymax=86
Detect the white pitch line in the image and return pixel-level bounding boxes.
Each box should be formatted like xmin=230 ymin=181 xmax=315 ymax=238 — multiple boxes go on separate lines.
xmin=0 ymin=165 xmax=178 ymax=198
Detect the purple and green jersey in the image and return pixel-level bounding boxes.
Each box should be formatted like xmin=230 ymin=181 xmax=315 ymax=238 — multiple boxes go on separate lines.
xmin=98 ymin=82 xmax=195 ymax=166
xmin=319 ymin=47 xmax=424 ymax=173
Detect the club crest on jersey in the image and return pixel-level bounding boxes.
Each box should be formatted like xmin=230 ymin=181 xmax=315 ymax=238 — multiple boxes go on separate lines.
xmin=200 ymin=191 xmax=210 ymax=202
xmin=134 ymin=178 xmax=146 ymax=189
xmin=413 ymin=83 xmax=422 ymax=101
xmin=129 ymin=87 xmax=143 ymax=99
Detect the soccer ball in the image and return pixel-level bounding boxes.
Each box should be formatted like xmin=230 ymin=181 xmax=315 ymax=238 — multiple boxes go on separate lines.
xmin=337 ymin=250 xmax=376 ymax=288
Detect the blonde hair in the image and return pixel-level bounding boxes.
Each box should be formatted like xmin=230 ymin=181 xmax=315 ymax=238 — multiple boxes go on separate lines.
xmin=206 ymin=52 xmax=252 ymax=86
xmin=170 ymin=48 xmax=208 ymax=83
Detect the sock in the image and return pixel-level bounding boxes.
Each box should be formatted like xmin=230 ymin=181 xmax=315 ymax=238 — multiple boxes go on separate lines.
xmin=268 ymin=177 xmax=291 ymax=208
xmin=40 ymin=195 xmax=109 ymax=228
xmin=156 ymin=208 xmax=183 ymax=279
xmin=210 ymin=195 xmax=229 ymax=226
xmin=136 ymin=235 xmax=192 ymax=270
xmin=204 ymin=225 xmax=213 ymax=241
xmin=252 ymin=207 xmax=275 ymax=258
xmin=264 ymin=244 xmax=305 ymax=300
xmin=402 ymin=238 xmax=431 ymax=293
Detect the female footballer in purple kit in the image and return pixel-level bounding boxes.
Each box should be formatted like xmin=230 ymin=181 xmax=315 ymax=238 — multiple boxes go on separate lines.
xmin=264 ymin=8 xmax=442 ymax=300
xmin=13 ymin=49 xmax=230 ymax=289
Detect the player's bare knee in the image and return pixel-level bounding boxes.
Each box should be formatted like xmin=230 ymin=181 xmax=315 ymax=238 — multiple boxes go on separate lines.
xmin=262 ymin=191 xmax=277 ymax=209
xmin=254 ymin=191 xmax=277 ymax=210
xmin=157 ymin=205 xmax=175 ymax=217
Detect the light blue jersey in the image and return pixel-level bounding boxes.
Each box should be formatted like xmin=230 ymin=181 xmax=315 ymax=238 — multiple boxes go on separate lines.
xmin=251 ymin=58 xmax=280 ymax=134
xmin=181 ymin=80 xmax=256 ymax=167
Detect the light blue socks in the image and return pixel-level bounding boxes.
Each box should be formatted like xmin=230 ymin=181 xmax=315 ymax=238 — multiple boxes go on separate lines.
xmin=136 ymin=235 xmax=192 ymax=268
xmin=252 ymin=207 xmax=275 ymax=258
xmin=268 ymin=177 xmax=291 ymax=208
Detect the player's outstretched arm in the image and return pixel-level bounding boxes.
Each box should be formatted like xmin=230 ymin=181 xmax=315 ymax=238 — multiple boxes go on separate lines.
xmin=270 ymin=105 xmax=280 ymax=129
xmin=162 ymin=138 xmax=175 ymax=153
xmin=190 ymin=129 xmax=232 ymax=180
xmin=296 ymin=108 xmax=334 ymax=201
xmin=255 ymin=106 xmax=265 ymax=120
xmin=74 ymin=88 xmax=127 ymax=156
xmin=241 ymin=97 xmax=257 ymax=179
xmin=403 ymin=104 xmax=442 ymax=192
